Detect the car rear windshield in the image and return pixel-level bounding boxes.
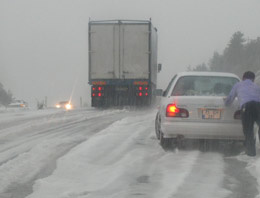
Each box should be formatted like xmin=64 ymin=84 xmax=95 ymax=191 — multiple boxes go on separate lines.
xmin=171 ymin=76 xmax=239 ymax=96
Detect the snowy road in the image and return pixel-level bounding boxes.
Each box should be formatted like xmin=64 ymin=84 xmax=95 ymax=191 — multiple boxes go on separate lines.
xmin=0 ymin=108 xmax=260 ymax=198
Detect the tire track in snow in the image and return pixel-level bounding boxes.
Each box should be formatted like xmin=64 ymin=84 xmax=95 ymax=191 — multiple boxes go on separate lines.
xmin=172 ymin=152 xmax=230 ymax=198
xmin=0 ymin=109 xmax=133 ymax=198
xmin=24 ymin=111 xmax=202 ymax=198
xmin=224 ymin=157 xmax=258 ymax=198
xmin=0 ymin=109 xmax=128 ymax=164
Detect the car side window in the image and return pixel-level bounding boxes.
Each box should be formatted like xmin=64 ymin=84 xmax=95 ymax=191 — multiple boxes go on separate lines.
xmin=163 ymin=75 xmax=176 ymax=97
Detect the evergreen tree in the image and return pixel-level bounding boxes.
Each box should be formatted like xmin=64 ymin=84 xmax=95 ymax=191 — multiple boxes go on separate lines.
xmin=0 ymin=82 xmax=12 ymax=106
xmin=188 ymin=31 xmax=259 ymax=77
xmin=187 ymin=63 xmax=209 ymax=71
xmin=210 ymin=52 xmax=224 ymax=72
xmin=208 ymin=31 xmax=260 ymax=77
xmin=223 ymin=31 xmax=245 ymax=74
xmin=244 ymin=37 xmax=260 ymax=72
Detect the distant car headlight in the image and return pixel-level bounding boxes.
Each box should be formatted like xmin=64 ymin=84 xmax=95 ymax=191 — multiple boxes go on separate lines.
xmin=65 ymin=103 xmax=72 ymax=110
xmin=56 ymin=104 xmax=61 ymax=108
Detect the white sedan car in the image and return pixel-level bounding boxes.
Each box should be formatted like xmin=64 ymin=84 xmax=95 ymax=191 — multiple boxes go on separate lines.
xmin=155 ymin=72 xmax=245 ymax=148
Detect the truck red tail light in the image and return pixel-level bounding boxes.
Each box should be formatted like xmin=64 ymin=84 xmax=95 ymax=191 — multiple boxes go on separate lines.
xmin=234 ymin=110 xmax=241 ymax=120
xmin=166 ymin=104 xmax=189 ymax=118
xmin=92 ymin=86 xmax=104 ymax=97
xmin=136 ymin=92 xmax=148 ymax=97
xmin=136 ymin=86 xmax=149 ymax=97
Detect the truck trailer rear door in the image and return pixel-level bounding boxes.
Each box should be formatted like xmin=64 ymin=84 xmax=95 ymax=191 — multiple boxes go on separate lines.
xmin=89 ymin=24 xmax=120 ymax=79
xmin=120 ymin=24 xmax=150 ymax=80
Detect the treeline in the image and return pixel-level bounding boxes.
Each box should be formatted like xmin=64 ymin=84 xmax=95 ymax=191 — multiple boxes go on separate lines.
xmin=0 ymin=83 xmax=12 ymax=106
xmin=189 ymin=31 xmax=260 ymax=78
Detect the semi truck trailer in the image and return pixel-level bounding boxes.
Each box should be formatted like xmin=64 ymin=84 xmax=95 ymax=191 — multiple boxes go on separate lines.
xmin=88 ymin=20 xmax=160 ymax=107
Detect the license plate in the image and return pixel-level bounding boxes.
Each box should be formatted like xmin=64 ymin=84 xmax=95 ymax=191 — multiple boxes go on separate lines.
xmin=202 ymin=109 xmax=221 ymax=119
xmin=115 ymin=87 xmax=128 ymax=91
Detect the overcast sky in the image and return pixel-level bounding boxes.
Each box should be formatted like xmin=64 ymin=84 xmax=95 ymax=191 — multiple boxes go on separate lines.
xmin=1 ymin=0 xmax=260 ymax=107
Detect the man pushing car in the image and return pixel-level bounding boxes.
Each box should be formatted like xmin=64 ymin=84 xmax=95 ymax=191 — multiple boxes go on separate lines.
xmin=225 ymin=71 xmax=260 ymax=156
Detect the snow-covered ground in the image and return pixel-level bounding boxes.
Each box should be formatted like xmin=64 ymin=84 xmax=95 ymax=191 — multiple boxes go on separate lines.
xmin=0 ymin=107 xmax=259 ymax=198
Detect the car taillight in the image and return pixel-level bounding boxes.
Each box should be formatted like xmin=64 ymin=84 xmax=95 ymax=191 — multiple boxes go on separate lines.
xmin=234 ymin=110 xmax=241 ymax=120
xmin=166 ymin=104 xmax=189 ymax=118
xmin=167 ymin=104 xmax=180 ymax=113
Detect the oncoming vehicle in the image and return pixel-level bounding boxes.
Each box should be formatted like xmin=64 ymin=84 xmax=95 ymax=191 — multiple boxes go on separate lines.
xmin=8 ymin=100 xmax=28 ymax=108
xmin=55 ymin=101 xmax=73 ymax=110
xmin=155 ymin=72 xmax=245 ymax=148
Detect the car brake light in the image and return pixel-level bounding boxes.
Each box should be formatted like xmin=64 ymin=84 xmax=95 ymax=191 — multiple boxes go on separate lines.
xmin=145 ymin=93 xmax=148 ymax=96
xmin=234 ymin=110 xmax=241 ymax=120
xmin=98 ymin=93 xmax=102 ymax=97
xmin=139 ymin=92 xmax=143 ymax=96
xmin=98 ymin=87 xmax=102 ymax=91
xmin=139 ymin=86 xmax=143 ymax=91
xmin=166 ymin=104 xmax=189 ymax=118
xmin=167 ymin=104 xmax=180 ymax=113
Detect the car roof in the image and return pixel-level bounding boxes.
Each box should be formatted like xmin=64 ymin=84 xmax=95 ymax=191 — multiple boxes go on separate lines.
xmin=176 ymin=71 xmax=240 ymax=79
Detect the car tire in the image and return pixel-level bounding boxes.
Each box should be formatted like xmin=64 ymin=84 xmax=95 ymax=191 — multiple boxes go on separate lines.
xmin=159 ymin=131 xmax=172 ymax=149
xmin=155 ymin=113 xmax=160 ymax=140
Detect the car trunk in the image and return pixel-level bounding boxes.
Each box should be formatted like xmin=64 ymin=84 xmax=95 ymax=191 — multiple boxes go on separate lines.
xmin=167 ymin=96 xmax=240 ymax=122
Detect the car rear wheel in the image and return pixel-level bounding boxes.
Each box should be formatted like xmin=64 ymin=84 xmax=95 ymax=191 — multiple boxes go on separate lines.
xmin=159 ymin=131 xmax=173 ymax=149
xmin=155 ymin=113 xmax=160 ymax=140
